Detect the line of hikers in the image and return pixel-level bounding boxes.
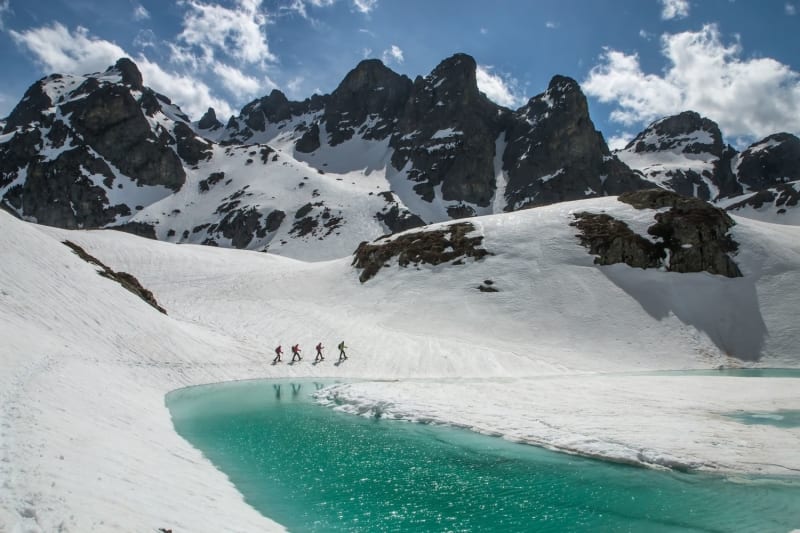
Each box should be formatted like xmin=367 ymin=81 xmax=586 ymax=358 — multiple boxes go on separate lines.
xmin=273 ymin=341 xmax=347 ymax=364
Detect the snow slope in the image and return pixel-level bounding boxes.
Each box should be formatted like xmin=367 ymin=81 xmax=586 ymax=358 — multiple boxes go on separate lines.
xmin=2 ymin=195 xmax=800 ymax=530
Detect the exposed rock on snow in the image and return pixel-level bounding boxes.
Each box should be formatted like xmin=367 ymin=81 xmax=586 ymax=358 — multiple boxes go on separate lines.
xmin=63 ymin=239 xmax=166 ymax=313
xmin=352 ymin=221 xmax=490 ymax=282
xmin=571 ymin=212 xmax=664 ymax=269
xmin=573 ymin=189 xmax=741 ymax=277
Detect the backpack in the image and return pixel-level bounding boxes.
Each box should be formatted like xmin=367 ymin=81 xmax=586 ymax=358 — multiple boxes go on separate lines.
xmin=338 ymin=342 xmax=344 ymax=350
xmin=275 ymin=346 xmax=281 ymax=354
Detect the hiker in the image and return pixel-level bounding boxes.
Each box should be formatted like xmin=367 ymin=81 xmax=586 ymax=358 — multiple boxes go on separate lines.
xmin=291 ymin=344 xmax=302 ymax=362
xmin=273 ymin=345 xmax=283 ymax=363
xmin=337 ymin=340 xmax=348 ymax=362
xmin=314 ymin=342 xmax=324 ymax=363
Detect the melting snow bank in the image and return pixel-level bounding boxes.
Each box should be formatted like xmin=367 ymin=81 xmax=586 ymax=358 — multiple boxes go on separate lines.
xmin=317 ymin=375 xmax=800 ymax=476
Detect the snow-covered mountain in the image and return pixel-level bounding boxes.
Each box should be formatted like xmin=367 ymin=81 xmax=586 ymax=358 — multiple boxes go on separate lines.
xmin=616 ymin=111 xmax=800 ymax=224
xmin=1 ymin=54 xmax=651 ymax=260
xmin=3 ymin=54 xmax=799 ymax=262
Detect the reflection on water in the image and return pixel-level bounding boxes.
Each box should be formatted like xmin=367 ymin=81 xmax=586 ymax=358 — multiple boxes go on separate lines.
xmin=167 ymin=379 xmax=800 ymax=533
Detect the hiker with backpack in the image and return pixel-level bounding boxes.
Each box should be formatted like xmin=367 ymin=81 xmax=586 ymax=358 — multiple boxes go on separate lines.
xmin=273 ymin=345 xmax=283 ymax=363
xmin=314 ymin=342 xmax=325 ymax=363
xmin=291 ymin=344 xmax=302 ymax=362
xmin=337 ymin=341 xmax=348 ymax=362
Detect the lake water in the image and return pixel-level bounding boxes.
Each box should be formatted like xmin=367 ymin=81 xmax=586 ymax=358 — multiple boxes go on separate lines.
xmin=167 ymin=380 xmax=800 ymax=532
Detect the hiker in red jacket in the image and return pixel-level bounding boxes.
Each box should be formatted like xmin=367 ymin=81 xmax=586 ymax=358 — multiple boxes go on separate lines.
xmin=314 ymin=342 xmax=325 ymax=363
xmin=273 ymin=345 xmax=283 ymax=363
xmin=291 ymin=344 xmax=302 ymax=362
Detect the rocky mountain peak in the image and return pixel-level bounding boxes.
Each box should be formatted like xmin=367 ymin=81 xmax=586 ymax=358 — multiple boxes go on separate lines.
xmin=3 ymin=79 xmax=52 ymax=133
xmin=197 ymin=107 xmax=223 ymax=130
xmin=626 ymin=110 xmax=724 ymax=157
xmin=111 ymin=58 xmax=144 ymax=91
xmin=324 ymin=59 xmax=412 ymax=145
xmin=737 ymin=132 xmax=800 ymax=191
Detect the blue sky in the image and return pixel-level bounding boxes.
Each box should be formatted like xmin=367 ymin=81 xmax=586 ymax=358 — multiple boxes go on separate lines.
xmin=1 ymin=0 xmax=799 ymax=148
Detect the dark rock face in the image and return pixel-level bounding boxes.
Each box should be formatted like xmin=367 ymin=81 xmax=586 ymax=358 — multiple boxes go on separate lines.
xmin=387 ymin=54 xmax=508 ymax=208
xmin=295 ymin=122 xmax=321 ymax=153
xmin=725 ymin=181 xmax=800 ymax=218
xmin=352 ymin=221 xmax=490 ymax=282
xmin=3 ymin=80 xmax=54 ymax=133
xmin=197 ymin=107 xmax=223 ymax=130
xmin=113 ymin=58 xmax=144 ymax=91
xmin=64 ymin=84 xmax=186 ymax=190
xmin=573 ymin=190 xmax=741 ymax=277
xmin=736 ymin=133 xmax=800 ymax=192
xmin=6 ymin=147 xmax=130 ymax=229
xmin=325 ymin=59 xmax=413 ymax=145
xmin=374 ymin=191 xmax=425 ymax=233
xmin=503 ymin=76 xmax=649 ymax=210
xmin=174 ymin=122 xmax=212 ymax=166
xmin=571 ymin=212 xmax=664 ymax=268
xmin=111 ymin=221 xmax=158 ymax=239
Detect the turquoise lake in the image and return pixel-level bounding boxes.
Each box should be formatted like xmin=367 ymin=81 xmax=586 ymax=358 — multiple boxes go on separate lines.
xmin=167 ymin=379 xmax=800 ymax=532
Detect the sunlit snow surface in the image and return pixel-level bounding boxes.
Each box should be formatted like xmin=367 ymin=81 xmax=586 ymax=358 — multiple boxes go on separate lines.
xmin=1 ymin=194 xmax=799 ymax=531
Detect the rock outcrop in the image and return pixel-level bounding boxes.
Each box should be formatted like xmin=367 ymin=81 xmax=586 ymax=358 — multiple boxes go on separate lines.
xmin=572 ymin=189 xmax=741 ymax=277
xmin=352 ymin=221 xmax=490 ymax=282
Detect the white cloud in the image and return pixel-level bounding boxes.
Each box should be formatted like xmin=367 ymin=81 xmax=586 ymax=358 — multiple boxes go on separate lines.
xmin=9 ymin=23 xmax=234 ymax=120
xmin=583 ymin=24 xmax=800 ymax=141
xmin=480 ymin=27 xmax=488 ymax=35
xmin=381 ymin=44 xmax=403 ymax=65
xmin=133 ymin=4 xmax=150 ymax=21
xmin=607 ymin=132 xmax=634 ymax=151
xmin=353 ymin=0 xmax=377 ymax=14
xmin=133 ymin=29 xmax=157 ymax=50
xmin=9 ymin=23 xmax=127 ymax=75
xmin=476 ymin=65 xmax=526 ymax=108
xmin=660 ymin=0 xmax=690 ymax=20
xmin=639 ymin=29 xmax=654 ymax=40
xmin=545 ymin=21 xmax=558 ymax=29
xmin=212 ymin=62 xmax=270 ymax=98
xmin=177 ymin=0 xmax=273 ymax=66
xmin=286 ymin=76 xmax=304 ymax=98
xmin=362 ymin=47 xmax=372 ymax=58
xmin=0 ymin=0 xmax=11 ymax=30
xmin=786 ymin=3 xmax=797 ymax=15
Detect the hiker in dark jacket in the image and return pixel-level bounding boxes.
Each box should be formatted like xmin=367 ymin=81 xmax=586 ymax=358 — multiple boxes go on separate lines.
xmin=314 ymin=342 xmax=325 ymax=363
xmin=337 ymin=341 xmax=348 ymax=362
xmin=273 ymin=345 xmax=283 ymax=363
xmin=291 ymin=344 xmax=302 ymax=362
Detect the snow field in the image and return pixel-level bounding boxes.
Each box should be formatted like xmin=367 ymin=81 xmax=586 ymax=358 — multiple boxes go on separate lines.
xmin=2 ymin=192 xmax=799 ymax=531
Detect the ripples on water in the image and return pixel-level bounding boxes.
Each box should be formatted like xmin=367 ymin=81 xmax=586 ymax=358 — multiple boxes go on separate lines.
xmin=167 ymin=380 xmax=800 ymax=532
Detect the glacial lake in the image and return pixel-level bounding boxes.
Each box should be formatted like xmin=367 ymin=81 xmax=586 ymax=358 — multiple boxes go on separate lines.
xmin=167 ymin=379 xmax=800 ymax=532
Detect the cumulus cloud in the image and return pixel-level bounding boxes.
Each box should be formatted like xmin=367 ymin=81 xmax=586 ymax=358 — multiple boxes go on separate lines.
xmin=212 ymin=62 xmax=271 ymax=98
xmin=353 ymin=0 xmax=377 ymax=13
xmin=476 ymin=65 xmax=526 ymax=108
xmin=660 ymin=0 xmax=690 ymax=20
xmin=9 ymin=22 xmax=234 ymax=119
xmin=583 ymin=24 xmax=800 ymax=141
xmin=381 ymin=44 xmax=403 ymax=64
xmin=176 ymin=0 xmax=273 ymax=66
xmin=787 ymin=3 xmax=797 ymax=15
xmin=133 ymin=4 xmax=150 ymax=21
